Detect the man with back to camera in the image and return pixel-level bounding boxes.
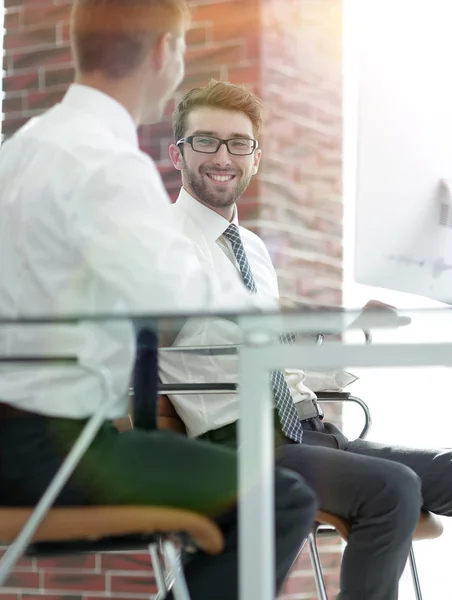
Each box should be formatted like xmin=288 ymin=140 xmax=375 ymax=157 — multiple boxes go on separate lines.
xmin=159 ymin=79 xmax=452 ymax=600
xmin=0 ymin=3 xmax=318 ymax=599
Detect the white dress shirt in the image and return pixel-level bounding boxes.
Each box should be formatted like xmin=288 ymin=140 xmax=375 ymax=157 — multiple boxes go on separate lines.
xmin=159 ymin=188 xmax=310 ymax=438
xmin=0 ymin=84 xmax=261 ymax=420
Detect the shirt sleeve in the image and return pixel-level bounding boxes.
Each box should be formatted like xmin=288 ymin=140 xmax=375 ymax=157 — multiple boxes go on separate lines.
xmin=283 ymin=369 xmax=317 ymax=402
xmin=75 ymin=154 xmax=271 ymax=316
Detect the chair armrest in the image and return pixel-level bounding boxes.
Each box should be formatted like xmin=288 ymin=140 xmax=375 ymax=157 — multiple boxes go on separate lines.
xmin=0 ymin=356 xmax=78 ymax=364
xmin=316 ymin=393 xmax=372 ymax=440
xmin=158 ymin=383 xmax=237 ymax=395
xmin=159 ymin=345 xmax=238 ymax=356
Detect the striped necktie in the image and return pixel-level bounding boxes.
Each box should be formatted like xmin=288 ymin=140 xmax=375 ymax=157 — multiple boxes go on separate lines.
xmin=223 ymin=224 xmax=303 ymax=443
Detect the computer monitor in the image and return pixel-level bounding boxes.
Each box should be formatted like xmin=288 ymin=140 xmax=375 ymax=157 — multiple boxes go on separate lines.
xmin=352 ymin=0 xmax=452 ymax=304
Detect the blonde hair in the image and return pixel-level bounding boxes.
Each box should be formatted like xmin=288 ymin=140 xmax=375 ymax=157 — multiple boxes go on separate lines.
xmin=71 ymin=0 xmax=190 ymax=78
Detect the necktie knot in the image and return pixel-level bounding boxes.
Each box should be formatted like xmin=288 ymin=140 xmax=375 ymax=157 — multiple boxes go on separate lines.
xmin=223 ymin=223 xmax=241 ymax=244
xmin=222 ymin=224 xmax=257 ymax=293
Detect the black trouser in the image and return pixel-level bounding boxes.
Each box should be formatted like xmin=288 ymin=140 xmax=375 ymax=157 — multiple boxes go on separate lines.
xmin=203 ymin=417 xmax=452 ymax=600
xmin=0 ymin=415 xmax=317 ymax=600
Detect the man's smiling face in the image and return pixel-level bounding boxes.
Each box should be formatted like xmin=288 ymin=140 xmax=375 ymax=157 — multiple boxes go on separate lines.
xmin=174 ymin=106 xmax=261 ymax=213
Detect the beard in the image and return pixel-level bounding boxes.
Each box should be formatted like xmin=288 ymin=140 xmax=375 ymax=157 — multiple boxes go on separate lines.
xmin=184 ymin=163 xmax=252 ymax=210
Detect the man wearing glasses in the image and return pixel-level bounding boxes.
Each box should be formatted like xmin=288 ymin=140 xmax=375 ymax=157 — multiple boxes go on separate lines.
xmin=162 ymin=79 xmax=452 ymax=600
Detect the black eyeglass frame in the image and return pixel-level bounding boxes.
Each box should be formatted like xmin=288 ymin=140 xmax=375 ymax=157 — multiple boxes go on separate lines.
xmin=176 ymin=135 xmax=258 ymax=156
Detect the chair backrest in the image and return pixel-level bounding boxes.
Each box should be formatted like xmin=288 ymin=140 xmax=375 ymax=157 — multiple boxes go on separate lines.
xmin=155 ymin=344 xmax=239 ymax=434
xmin=133 ymin=328 xmax=159 ymax=430
xmin=158 ymin=395 xmax=187 ymax=434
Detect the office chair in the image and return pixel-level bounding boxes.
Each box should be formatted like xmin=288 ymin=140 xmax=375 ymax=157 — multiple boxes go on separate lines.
xmin=0 ymin=326 xmax=224 ymax=600
xmin=155 ymin=338 xmax=443 ymax=600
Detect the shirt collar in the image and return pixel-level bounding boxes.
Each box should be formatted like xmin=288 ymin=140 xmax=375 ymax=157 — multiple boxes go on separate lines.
xmin=175 ymin=187 xmax=239 ymax=241
xmin=62 ymin=84 xmax=139 ymax=148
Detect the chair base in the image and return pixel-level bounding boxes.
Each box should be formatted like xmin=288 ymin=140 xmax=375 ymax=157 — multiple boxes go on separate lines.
xmin=307 ymin=510 xmax=442 ymax=600
xmin=307 ymin=532 xmax=329 ymax=600
xmin=151 ymin=540 xmax=191 ymax=600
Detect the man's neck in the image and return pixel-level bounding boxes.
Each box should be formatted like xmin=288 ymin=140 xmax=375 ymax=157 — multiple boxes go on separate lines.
xmin=205 ymin=202 xmax=235 ymax=222
xmin=74 ymin=73 xmax=156 ymax=127
xmin=183 ymin=186 xmax=236 ymax=222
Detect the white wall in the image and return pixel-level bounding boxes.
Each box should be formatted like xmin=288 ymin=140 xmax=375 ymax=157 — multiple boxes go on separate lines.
xmin=343 ymin=1 xmax=452 ymax=597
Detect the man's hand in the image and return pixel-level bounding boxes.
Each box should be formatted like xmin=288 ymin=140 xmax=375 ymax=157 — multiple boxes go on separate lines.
xmin=350 ymin=299 xmax=411 ymax=330
xmin=277 ymin=297 xmax=411 ymax=336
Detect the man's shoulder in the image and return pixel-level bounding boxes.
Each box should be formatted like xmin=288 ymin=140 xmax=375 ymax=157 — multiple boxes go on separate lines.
xmin=15 ymin=103 xmax=150 ymax=167
xmin=168 ymin=201 xmax=196 ymax=231
xmin=2 ymin=106 xmax=160 ymax=205
xmin=238 ymin=223 xmax=260 ymax=239
xmin=238 ymin=224 xmax=270 ymax=252
xmin=237 ymin=224 xmax=278 ymax=275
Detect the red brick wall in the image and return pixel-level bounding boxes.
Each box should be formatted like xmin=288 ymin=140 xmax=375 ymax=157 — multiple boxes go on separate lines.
xmin=2 ymin=0 xmax=343 ymax=307
xmin=260 ymin=0 xmax=343 ymax=306
xmin=0 ymin=540 xmax=342 ymax=600
xmin=1 ymin=0 xmax=344 ymax=599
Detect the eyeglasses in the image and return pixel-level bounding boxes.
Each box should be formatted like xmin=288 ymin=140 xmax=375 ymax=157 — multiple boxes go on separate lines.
xmin=176 ymin=135 xmax=258 ymax=156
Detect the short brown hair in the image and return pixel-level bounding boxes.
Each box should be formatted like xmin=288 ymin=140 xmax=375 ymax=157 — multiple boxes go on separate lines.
xmin=173 ymin=79 xmax=264 ymax=142
xmin=71 ymin=0 xmax=190 ymax=78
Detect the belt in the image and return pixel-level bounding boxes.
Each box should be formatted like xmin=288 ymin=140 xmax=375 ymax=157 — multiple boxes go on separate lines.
xmin=0 ymin=403 xmax=45 ymax=421
xmin=295 ymin=397 xmax=324 ymax=421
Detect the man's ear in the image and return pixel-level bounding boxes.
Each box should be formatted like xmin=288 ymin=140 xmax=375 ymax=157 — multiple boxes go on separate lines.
xmin=169 ymin=143 xmax=184 ymax=170
xmin=153 ymin=32 xmax=172 ymax=73
xmin=252 ymin=148 xmax=262 ymax=175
